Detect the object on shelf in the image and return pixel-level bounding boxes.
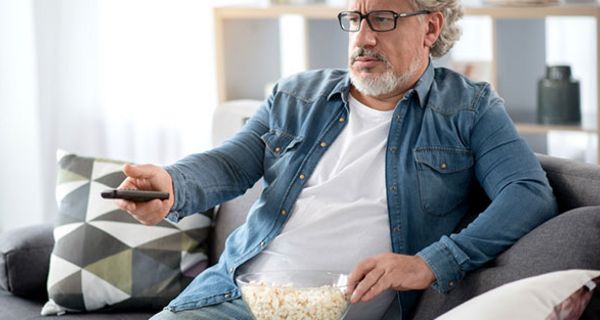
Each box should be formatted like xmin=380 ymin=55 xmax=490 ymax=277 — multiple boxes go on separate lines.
xmin=537 ymin=65 xmax=581 ymax=125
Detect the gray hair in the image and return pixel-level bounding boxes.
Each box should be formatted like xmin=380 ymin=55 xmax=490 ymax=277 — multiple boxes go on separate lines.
xmin=412 ymin=0 xmax=464 ymax=57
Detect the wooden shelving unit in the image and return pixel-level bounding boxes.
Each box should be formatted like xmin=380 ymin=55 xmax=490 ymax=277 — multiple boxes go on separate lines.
xmin=214 ymin=3 xmax=600 ymax=161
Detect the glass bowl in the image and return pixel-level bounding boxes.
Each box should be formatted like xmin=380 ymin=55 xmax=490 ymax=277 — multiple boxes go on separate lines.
xmin=236 ymin=270 xmax=351 ymax=320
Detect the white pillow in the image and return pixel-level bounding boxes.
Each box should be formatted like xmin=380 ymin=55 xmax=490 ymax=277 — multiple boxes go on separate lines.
xmin=437 ymin=269 xmax=600 ymax=320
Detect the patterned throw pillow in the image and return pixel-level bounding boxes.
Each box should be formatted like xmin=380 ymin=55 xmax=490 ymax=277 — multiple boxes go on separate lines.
xmin=41 ymin=151 xmax=211 ymax=315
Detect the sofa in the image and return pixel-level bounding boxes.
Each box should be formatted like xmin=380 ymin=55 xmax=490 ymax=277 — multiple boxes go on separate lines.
xmin=1 ymin=153 xmax=599 ymax=319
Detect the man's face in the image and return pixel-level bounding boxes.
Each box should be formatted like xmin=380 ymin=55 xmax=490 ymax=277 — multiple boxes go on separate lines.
xmin=347 ymin=0 xmax=428 ymax=97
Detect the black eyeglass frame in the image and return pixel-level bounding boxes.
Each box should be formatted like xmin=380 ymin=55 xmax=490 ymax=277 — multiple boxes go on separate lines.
xmin=337 ymin=10 xmax=430 ymax=32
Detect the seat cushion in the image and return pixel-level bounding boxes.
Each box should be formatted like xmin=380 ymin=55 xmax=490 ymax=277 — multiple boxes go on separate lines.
xmin=0 ymin=290 xmax=154 ymax=320
xmin=411 ymin=206 xmax=600 ymax=320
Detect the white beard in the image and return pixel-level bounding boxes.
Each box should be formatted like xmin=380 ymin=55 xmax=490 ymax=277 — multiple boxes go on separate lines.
xmin=349 ymin=50 xmax=423 ymax=97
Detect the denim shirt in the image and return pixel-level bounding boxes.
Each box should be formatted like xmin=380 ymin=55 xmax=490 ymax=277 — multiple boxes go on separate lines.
xmin=163 ymin=62 xmax=558 ymax=317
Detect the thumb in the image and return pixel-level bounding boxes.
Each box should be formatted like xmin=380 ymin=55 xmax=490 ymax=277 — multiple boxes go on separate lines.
xmin=122 ymin=163 xmax=158 ymax=179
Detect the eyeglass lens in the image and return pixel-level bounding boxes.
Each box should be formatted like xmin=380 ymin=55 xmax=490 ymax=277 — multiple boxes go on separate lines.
xmin=340 ymin=11 xmax=396 ymax=32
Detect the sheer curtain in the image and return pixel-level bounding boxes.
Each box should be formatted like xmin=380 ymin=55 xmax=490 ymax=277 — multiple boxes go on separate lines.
xmin=0 ymin=0 xmax=252 ymax=231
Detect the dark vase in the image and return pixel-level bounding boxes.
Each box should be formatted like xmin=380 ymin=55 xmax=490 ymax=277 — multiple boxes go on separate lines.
xmin=537 ymin=65 xmax=581 ymax=125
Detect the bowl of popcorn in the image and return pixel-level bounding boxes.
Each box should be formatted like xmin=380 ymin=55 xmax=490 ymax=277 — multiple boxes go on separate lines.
xmin=236 ymin=270 xmax=351 ymax=320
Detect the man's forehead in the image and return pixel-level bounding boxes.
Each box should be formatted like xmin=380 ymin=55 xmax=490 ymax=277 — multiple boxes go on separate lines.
xmin=348 ymin=0 xmax=413 ymax=11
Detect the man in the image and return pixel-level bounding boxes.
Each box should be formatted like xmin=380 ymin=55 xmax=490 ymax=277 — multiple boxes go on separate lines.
xmin=116 ymin=0 xmax=558 ymax=318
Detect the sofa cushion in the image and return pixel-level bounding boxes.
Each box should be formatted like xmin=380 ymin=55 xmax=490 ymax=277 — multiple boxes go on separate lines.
xmin=42 ymin=151 xmax=212 ymax=315
xmin=0 ymin=224 xmax=54 ymax=299
xmin=437 ymin=269 xmax=600 ymax=320
xmin=412 ymin=206 xmax=600 ymax=320
xmin=537 ymin=154 xmax=600 ymax=211
xmin=1 ymin=289 xmax=154 ymax=320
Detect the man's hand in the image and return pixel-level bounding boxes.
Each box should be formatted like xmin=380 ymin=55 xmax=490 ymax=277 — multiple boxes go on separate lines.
xmin=114 ymin=164 xmax=175 ymax=225
xmin=346 ymin=253 xmax=436 ymax=304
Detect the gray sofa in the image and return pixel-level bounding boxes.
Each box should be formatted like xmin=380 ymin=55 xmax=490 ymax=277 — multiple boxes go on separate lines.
xmin=1 ymin=154 xmax=599 ymax=319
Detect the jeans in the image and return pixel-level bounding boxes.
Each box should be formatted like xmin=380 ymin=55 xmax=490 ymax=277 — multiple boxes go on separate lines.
xmin=150 ymin=299 xmax=253 ymax=320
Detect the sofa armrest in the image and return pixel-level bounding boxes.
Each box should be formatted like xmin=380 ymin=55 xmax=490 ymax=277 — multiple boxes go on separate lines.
xmin=412 ymin=206 xmax=600 ymax=320
xmin=0 ymin=224 xmax=54 ymax=298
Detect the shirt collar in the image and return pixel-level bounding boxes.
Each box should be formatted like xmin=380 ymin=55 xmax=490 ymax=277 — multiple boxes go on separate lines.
xmin=412 ymin=58 xmax=434 ymax=108
xmin=327 ymin=72 xmax=352 ymax=106
xmin=327 ymin=57 xmax=434 ymax=108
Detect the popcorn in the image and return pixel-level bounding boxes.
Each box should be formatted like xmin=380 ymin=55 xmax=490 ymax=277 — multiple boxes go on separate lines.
xmin=240 ymin=281 xmax=349 ymax=320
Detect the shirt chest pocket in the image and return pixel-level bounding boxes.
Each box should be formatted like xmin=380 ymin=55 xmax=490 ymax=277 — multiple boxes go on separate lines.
xmin=261 ymin=130 xmax=303 ymax=158
xmin=414 ymin=147 xmax=475 ymax=216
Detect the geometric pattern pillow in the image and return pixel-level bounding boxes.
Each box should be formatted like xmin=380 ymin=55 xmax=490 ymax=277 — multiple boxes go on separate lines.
xmin=437 ymin=269 xmax=600 ymax=320
xmin=41 ymin=150 xmax=211 ymax=315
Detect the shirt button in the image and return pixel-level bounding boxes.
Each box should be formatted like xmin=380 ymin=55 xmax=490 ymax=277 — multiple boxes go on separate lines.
xmin=280 ymin=209 xmax=287 ymax=216
xmin=274 ymin=147 xmax=281 ymax=153
xmin=393 ymin=226 xmax=401 ymax=233
xmin=389 ymin=146 xmax=398 ymax=153
xmin=440 ymin=163 xmax=448 ymax=169
xmin=224 ymin=293 xmax=231 ymax=298
xmin=339 ymin=117 xmax=345 ymax=123
xmin=259 ymin=241 xmax=266 ymax=248
xmin=320 ymin=142 xmax=327 ymax=148
xmin=229 ymin=267 xmax=234 ymax=274
xmin=299 ymin=174 xmax=305 ymax=180
xmin=449 ymin=281 xmax=455 ymax=287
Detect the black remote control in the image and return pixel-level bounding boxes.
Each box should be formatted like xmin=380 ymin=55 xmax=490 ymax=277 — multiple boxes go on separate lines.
xmin=101 ymin=189 xmax=169 ymax=202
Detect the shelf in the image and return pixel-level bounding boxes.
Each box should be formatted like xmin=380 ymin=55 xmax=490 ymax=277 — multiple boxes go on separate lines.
xmin=515 ymin=123 xmax=596 ymax=134
xmin=465 ymin=3 xmax=600 ymax=18
xmin=215 ymin=3 xmax=600 ymax=19
xmin=214 ymin=5 xmax=339 ymax=19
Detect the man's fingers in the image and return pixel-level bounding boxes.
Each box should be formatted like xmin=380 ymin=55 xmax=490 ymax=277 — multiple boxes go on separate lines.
xmin=116 ymin=198 xmax=168 ymax=225
xmin=116 ymin=179 xmax=138 ymax=191
xmin=123 ymin=163 xmax=158 ymax=179
xmin=361 ymin=275 xmax=389 ymax=302
xmin=115 ymin=199 xmax=136 ymax=213
xmin=350 ymin=268 xmax=384 ymax=304
xmin=346 ymin=259 xmax=376 ymax=295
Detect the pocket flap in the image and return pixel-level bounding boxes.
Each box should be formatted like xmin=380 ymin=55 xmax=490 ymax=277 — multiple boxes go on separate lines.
xmin=414 ymin=147 xmax=474 ymax=174
xmin=261 ymin=130 xmax=303 ymax=155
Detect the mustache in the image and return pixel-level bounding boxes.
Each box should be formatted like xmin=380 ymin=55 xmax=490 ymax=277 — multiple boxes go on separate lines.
xmin=351 ymin=48 xmax=387 ymax=63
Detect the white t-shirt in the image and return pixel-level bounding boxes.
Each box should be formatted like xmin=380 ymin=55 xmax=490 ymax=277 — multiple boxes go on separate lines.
xmin=240 ymin=94 xmax=396 ymax=319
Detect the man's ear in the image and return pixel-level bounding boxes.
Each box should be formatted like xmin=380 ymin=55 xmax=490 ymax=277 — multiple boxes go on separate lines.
xmin=424 ymin=12 xmax=444 ymax=48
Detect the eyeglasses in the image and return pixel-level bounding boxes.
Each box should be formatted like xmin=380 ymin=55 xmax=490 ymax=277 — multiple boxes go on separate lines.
xmin=337 ymin=10 xmax=430 ymax=32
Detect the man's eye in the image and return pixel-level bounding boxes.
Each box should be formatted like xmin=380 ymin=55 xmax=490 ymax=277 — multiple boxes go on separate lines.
xmin=373 ymin=16 xmax=392 ymax=23
xmin=347 ymin=16 xmax=360 ymax=23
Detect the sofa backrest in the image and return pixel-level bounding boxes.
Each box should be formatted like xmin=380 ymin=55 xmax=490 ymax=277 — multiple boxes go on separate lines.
xmin=537 ymin=153 xmax=600 ymax=211
xmin=208 ymin=182 xmax=261 ymax=265
xmin=208 ymin=154 xmax=600 ymax=264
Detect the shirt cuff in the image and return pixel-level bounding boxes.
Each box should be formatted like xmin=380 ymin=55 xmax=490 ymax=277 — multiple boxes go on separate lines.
xmin=165 ymin=211 xmax=180 ymax=223
xmin=164 ymin=164 xmax=186 ymax=215
xmin=416 ymin=235 xmax=469 ymax=293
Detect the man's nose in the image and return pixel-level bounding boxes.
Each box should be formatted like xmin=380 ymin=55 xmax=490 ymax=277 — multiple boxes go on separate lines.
xmin=353 ymin=18 xmax=376 ymax=47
